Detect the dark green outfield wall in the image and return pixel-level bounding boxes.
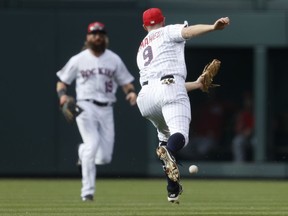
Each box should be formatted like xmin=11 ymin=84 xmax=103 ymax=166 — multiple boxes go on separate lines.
xmin=0 ymin=6 xmax=148 ymax=176
xmin=0 ymin=0 xmax=288 ymax=178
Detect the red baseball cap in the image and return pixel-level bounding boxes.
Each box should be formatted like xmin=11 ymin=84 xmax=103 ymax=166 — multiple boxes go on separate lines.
xmin=87 ymin=22 xmax=107 ymax=34
xmin=143 ymin=8 xmax=164 ymax=26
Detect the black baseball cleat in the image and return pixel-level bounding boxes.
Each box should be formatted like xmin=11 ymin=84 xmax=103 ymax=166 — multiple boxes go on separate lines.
xmin=156 ymin=146 xmax=180 ymax=182
xmin=167 ymin=183 xmax=183 ymax=204
xmin=82 ymin=194 xmax=94 ymax=201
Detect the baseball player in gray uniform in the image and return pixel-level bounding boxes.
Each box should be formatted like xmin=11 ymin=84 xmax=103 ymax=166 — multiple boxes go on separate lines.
xmin=56 ymin=21 xmax=137 ymax=201
xmin=136 ymin=8 xmax=230 ymax=203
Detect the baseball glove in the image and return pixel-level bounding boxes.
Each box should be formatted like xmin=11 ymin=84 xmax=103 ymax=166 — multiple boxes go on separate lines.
xmin=61 ymin=96 xmax=82 ymax=123
xmin=201 ymin=59 xmax=221 ymax=93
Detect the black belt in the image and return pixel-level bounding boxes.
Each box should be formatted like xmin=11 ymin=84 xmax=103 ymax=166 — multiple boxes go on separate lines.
xmin=85 ymin=99 xmax=110 ymax=107
xmin=142 ymin=75 xmax=174 ymax=86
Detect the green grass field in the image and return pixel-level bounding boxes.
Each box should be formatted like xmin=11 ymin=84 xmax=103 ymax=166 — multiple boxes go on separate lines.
xmin=0 ymin=178 xmax=287 ymax=216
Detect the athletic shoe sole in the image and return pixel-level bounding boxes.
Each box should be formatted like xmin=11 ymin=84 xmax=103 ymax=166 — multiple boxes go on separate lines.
xmin=82 ymin=194 xmax=94 ymax=201
xmin=167 ymin=184 xmax=183 ymax=204
xmin=156 ymin=146 xmax=180 ymax=182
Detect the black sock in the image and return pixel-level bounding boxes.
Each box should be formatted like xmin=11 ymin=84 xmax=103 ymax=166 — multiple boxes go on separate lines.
xmin=166 ymin=176 xmax=179 ymax=192
xmin=166 ymin=133 xmax=185 ymax=153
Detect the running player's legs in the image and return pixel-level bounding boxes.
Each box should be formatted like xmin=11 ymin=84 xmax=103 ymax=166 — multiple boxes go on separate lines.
xmin=137 ymin=85 xmax=169 ymax=141
xmin=76 ymin=101 xmax=100 ymax=197
xmin=162 ymin=97 xmax=191 ymax=146
xmin=95 ymin=107 xmax=115 ymax=165
xmin=147 ymin=114 xmax=170 ymax=143
xmin=161 ymin=79 xmax=191 ymax=145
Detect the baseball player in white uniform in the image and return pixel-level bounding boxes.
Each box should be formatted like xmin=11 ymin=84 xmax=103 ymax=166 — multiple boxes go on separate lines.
xmin=56 ymin=21 xmax=137 ymax=201
xmin=136 ymin=8 xmax=230 ymax=203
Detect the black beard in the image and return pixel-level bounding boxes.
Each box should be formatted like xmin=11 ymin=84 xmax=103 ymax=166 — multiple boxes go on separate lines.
xmin=87 ymin=41 xmax=106 ymax=53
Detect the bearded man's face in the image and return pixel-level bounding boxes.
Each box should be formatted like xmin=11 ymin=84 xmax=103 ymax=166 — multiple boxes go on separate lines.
xmin=86 ymin=32 xmax=106 ymax=53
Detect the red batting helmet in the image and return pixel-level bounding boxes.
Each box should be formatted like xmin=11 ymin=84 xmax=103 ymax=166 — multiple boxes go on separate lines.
xmin=143 ymin=8 xmax=164 ymax=26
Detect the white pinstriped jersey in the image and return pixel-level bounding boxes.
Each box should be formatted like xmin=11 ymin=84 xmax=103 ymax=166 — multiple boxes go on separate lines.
xmin=136 ymin=23 xmax=191 ymax=145
xmin=57 ymin=49 xmax=134 ymax=103
xmin=136 ymin=24 xmax=187 ymax=85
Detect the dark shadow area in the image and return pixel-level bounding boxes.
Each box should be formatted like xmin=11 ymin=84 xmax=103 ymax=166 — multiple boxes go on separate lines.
xmin=177 ymin=47 xmax=254 ymax=162
xmin=268 ymin=48 xmax=288 ymax=162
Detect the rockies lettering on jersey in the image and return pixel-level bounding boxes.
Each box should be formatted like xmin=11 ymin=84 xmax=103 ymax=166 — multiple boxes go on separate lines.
xmin=57 ymin=49 xmax=134 ymax=102
xmin=80 ymin=68 xmax=115 ymax=79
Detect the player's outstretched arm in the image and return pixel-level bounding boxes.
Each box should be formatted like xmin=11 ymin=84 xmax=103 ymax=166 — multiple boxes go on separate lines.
xmin=181 ymin=17 xmax=230 ymax=39
xmin=185 ymin=82 xmax=202 ymax=92
xmin=214 ymin=17 xmax=230 ymax=30
xmin=185 ymin=74 xmax=204 ymax=92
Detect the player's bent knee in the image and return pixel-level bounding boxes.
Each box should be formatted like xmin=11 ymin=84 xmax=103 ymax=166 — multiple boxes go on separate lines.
xmin=95 ymin=156 xmax=112 ymax=165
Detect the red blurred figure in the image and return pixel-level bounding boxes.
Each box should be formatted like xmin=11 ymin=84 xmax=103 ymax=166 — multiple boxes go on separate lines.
xmin=232 ymin=92 xmax=255 ymax=162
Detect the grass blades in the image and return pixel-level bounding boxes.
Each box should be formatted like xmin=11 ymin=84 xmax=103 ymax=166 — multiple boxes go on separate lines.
xmin=0 ymin=178 xmax=287 ymax=216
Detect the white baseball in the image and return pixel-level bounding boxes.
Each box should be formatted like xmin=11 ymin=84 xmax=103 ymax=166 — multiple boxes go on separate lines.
xmin=189 ymin=165 xmax=198 ymax=174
